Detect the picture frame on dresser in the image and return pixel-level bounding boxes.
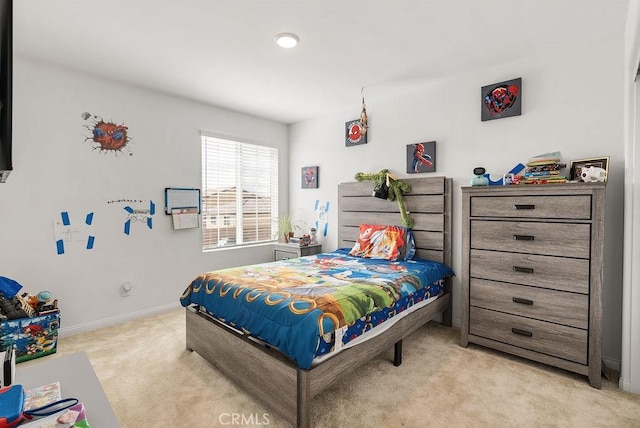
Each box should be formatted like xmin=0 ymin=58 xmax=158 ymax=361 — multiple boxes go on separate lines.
xmin=569 ymin=156 xmax=609 ymax=181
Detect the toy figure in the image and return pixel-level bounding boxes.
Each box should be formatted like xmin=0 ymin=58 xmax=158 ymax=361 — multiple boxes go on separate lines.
xmin=471 ymin=167 xmax=489 ymax=186
xmin=355 ymin=169 xmax=413 ymax=228
xmin=580 ymin=166 xmax=607 ymax=182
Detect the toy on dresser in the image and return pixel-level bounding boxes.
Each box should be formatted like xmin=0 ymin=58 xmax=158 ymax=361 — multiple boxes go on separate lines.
xmin=580 ymin=166 xmax=607 ymax=182
xmin=470 ymin=167 xmax=489 ymax=186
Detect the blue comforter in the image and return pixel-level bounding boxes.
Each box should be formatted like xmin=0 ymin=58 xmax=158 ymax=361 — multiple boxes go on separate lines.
xmin=180 ymin=248 xmax=453 ymax=369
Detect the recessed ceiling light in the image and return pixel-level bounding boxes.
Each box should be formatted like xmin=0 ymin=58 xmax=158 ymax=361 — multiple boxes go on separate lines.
xmin=275 ymin=33 xmax=299 ymax=49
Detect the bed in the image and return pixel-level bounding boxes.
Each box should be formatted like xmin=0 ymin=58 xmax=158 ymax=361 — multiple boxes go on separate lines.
xmin=181 ymin=176 xmax=452 ymax=427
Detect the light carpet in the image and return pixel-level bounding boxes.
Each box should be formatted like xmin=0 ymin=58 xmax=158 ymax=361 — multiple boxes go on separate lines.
xmin=31 ymin=308 xmax=640 ymax=427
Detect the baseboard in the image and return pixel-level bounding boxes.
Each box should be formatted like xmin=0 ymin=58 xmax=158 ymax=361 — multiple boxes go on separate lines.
xmin=58 ymin=302 xmax=181 ymax=337
xmin=602 ymin=356 xmax=621 ymax=372
xmin=619 ymin=376 xmax=630 ymax=391
xmin=452 ymin=316 xmax=460 ymax=328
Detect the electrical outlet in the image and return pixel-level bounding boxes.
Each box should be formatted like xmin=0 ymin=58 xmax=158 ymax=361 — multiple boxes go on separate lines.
xmin=121 ymin=281 xmax=133 ymax=297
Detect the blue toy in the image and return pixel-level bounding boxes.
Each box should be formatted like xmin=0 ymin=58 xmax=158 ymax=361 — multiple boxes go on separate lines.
xmin=483 ymin=163 xmax=525 ymax=185
xmin=0 ymin=276 xmax=22 ymax=299
xmin=471 ymin=167 xmax=489 ymax=186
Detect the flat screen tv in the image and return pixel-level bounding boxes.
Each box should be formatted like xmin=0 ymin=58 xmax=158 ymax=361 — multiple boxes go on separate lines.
xmin=0 ymin=0 xmax=12 ymax=183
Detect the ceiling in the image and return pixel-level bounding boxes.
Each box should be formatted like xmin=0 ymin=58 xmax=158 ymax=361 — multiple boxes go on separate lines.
xmin=13 ymin=0 xmax=630 ymax=124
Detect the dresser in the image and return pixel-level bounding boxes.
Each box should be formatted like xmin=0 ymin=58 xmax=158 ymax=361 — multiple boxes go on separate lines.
xmin=273 ymin=243 xmax=323 ymax=261
xmin=460 ymin=183 xmax=605 ymax=388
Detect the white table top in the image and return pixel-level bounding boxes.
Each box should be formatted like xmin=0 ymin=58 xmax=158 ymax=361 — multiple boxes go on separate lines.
xmin=16 ymin=352 xmax=120 ymax=427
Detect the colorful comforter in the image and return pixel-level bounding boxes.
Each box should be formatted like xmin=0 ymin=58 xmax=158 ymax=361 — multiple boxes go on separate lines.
xmin=179 ymin=248 xmax=454 ymax=369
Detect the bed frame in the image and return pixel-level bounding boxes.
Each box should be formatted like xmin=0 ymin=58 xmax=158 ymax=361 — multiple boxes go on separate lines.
xmin=185 ymin=176 xmax=452 ymax=427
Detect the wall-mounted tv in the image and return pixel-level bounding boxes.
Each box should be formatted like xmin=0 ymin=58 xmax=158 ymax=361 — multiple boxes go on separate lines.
xmin=0 ymin=0 xmax=12 ymax=183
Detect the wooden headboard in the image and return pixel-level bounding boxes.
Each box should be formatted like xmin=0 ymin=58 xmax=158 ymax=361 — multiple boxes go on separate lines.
xmin=338 ymin=176 xmax=452 ymax=266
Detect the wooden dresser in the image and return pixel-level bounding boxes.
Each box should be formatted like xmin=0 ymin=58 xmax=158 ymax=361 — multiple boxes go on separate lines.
xmin=460 ymin=183 xmax=605 ymax=388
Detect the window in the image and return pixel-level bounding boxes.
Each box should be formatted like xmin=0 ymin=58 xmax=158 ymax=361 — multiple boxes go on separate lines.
xmin=201 ymin=133 xmax=278 ymax=250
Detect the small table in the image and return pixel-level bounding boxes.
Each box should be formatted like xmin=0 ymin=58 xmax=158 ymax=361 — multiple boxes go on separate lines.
xmin=16 ymin=352 xmax=120 ymax=426
xmin=273 ymin=243 xmax=323 ymax=261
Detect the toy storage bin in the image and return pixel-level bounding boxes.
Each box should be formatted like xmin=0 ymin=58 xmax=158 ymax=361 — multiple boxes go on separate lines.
xmin=0 ymin=311 xmax=60 ymax=363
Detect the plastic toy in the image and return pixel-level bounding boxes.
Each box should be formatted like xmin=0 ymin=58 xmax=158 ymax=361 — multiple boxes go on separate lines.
xmin=471 ymin=167 xmax=489 ymax=186
xmin=483 ymin=163 xmax=526 ymax=185
xmin=355 ymin=169 xmax=413 ymax=228
xmin=0 ymin=295 xmax=30 ymax=320
xmin=580 ymin=166 xmax=607 ymax=182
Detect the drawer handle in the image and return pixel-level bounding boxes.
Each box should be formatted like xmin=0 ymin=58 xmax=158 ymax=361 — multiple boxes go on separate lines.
xmin=512 ymin=297 xmax=533 ymax=305
xmin=513 ymin=234 xmax=535 ymax=241
xmin=513 ymin=266 xmax=534 ymax=274
xmin=514 ymin=204 xmax=535 ymax=210
xmin=511 ymin=328 xmax=533 ymax=337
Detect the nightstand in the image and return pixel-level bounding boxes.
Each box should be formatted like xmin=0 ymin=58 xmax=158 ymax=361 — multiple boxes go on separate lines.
xmin=273 ymin=243 xmax=322 ymax=261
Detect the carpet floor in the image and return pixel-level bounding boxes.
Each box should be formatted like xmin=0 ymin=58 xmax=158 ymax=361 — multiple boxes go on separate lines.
xmin=35 ymin=308 xmax=640 ymax=427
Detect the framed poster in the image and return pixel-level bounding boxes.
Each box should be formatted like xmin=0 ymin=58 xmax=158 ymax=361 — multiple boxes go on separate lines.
xmin=406 ymin=141 xmax=436 ymax=173
xmin=301 ymin=166 xmax=318 ymax=189
xmin=569 ymin=157 xmax=609 ymax=182
xmin=481 ymin=77 xmax=522 ymax=121
xmin=345 ymin=119 xmax=367 ymax=146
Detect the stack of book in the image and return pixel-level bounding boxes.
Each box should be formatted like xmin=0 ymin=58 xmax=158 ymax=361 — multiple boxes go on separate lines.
xmin=521 ymin=152 xmax=567 ymax=184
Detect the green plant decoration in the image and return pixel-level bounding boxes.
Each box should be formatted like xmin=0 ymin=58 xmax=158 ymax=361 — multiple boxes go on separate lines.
xmin=354 ymin=169 xmax=414 ymax=228
xmin=275 ymin=213 xmax=301 ymax=242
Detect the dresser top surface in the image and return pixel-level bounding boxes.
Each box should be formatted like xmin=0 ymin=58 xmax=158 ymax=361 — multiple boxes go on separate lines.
xmin=462 ymin=182 xmax=606 ymax=195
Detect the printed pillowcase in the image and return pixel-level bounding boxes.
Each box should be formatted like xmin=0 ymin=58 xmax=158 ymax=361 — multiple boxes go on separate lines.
xmin=349 ymin=224 xmax=416 ymax=261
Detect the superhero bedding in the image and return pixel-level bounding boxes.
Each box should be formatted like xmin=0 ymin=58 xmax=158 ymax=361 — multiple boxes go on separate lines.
xmin=179 ymin=247 xmax=454 ymax=370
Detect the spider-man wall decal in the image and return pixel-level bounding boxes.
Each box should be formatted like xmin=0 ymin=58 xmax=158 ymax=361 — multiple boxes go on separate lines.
xmin=81 ymin=112 xmax=133 ymax=155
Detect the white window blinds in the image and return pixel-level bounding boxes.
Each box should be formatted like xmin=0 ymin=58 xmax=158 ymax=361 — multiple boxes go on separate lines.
xmin=201 ymin=133 xmax=278 ymax=250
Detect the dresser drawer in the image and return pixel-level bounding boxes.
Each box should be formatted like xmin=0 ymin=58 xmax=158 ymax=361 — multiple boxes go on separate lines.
xmin=469 ymin=278 xmax=589 ymax=329
xmin=469 ymin=307 xmax=588 ymax=364
xmin=470 ymin=220 xmax=590 ymax=258
xmin=470 ymin=249 xmax=589 ymax=294
xmin=274 ymin=249 xmax=298 ymax=260
xmin=273 ymin=244 xmax=323 ymax=261
xmin=470 ymin=195 xmax=591 ymax=220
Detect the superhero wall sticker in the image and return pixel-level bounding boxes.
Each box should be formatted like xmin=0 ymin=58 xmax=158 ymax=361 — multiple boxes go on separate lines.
xmin=481 ymin=77 xmax=522 ymax=121
xmin=82 ymin=112 xmax=133 ymax=155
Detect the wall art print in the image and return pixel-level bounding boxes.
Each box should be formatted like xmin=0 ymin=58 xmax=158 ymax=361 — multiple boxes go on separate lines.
xmin=481 ymin=77 xmax=522 ymax=121
xmin=406 ymin=141 xmax=436 ymax=173
xmin=345 ymin=119 xmax=367 ymax=147
xmin=301 ymin=166 xmax=319 ymax=189
xmin=82 ymin=111 xmax=133 ymax=155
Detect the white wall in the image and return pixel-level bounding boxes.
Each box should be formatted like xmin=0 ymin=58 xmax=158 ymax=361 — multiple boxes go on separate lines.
xmin=0 ymin=57 xmax=288 ymax=334
xmin=289 ymin=38 xmax=625 ymax=366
